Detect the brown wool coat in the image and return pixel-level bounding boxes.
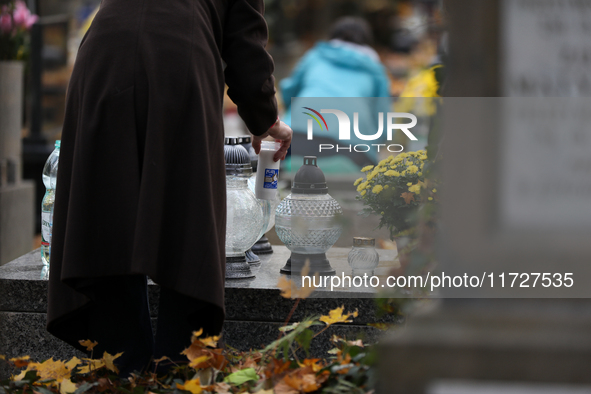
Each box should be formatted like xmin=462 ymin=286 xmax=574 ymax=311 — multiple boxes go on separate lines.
xmin=47 ymin=0 xmax=277 ymax=350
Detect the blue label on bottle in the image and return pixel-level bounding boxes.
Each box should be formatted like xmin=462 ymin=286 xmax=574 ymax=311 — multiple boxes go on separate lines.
xmin=263 ymin=169 xmax=279 ymax=189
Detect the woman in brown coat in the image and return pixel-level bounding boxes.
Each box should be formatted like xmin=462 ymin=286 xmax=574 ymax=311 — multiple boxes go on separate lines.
xmin=47 ymin=0 xmax=291 ymax=375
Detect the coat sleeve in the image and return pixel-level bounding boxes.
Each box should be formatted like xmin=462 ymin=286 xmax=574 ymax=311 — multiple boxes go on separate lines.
xmin=222 ymin=0 xmax=278 ymax=136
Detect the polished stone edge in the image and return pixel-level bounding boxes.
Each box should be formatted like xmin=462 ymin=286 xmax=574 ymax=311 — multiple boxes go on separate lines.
xmin=0 ymin=249 xmax=398 ymax=324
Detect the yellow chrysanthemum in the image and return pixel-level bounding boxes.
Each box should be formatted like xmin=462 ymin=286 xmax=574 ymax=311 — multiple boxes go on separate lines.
xmin=360 ymin=190 xmax=367 ymax=196
xmin=378 ymin=158 xmax=389 ymax=167
xmin=378 ymin=167 xmax=387 ymax=173
xmin=418 ymin=172 xmax=423 ymax=176
xmin=366 ymin=173 xmax=375 ymax=181
xmin=408 ymin=184 xmax=421 ymax=194
xmin=384 ymin=185 xmax=389 ymax=189
xmin=353 ymin=178 xmax=363 ymax=186
xmin=419 ymin=155 xmax=427 ymax=160
xmin=372 ymin=185 xmax=384 ymax=194
xmin=428 ymin=197 xmax=433 ymax=201
xmin=401 ymin=171 xmax=407 ymax=176
xmin=357 ymin=182 xmax=368 ymax=192
xmin=407 ymin=165 xmax=419 ymax=174
xmin=397 ymin=153 xmax=407 ymax=159
xmin=432 ymin=188 xmax=437 ymax=193
xmin=361 ymin=165 xmax=374 ymax=172
xmin=384 ymin=170 xmax=395 ymax=176
xmin=407 ymin=182 xmax=412 ymax=186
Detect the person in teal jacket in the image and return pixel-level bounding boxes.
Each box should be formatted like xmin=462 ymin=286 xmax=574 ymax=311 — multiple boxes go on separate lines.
xmin=280 ymin=17 xmax=391 ymax=173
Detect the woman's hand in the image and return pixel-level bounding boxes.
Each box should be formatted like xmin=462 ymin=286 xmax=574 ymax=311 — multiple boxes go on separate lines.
xmin=252 ymin=119 xmax=293 ymax=162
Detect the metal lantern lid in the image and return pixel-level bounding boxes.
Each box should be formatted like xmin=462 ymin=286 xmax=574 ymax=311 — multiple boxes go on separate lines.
xmin=224 ymin=137 xmax=252 ymax=176
xmin=291 ymin=156 xmax=328 ymax=194
xmin=353 ymin=237 xmax=375 ymax=246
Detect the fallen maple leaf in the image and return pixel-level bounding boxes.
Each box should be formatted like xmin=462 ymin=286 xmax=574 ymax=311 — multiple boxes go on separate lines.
xmin=200 ymin=335 xmax=220 ymax=348
xmin=182 ymin=341 xmax=227 ymax=371
xmin=319 ymin=306 xmax=358 ymax=326
xmin=347 ymin=339 xmax=364 ymax=347
xmin=264 ymin=358 xmax=291 ymax=380
xmin=9 ymin=355 xmax=30 ymax=368
xmin=277 ymin=276 xmax=316 ymax=299
xmin=102 ymin=351 xmax=122 ymax=373
xmin=277 ymin=260 xmax=317 ymax=299
xmin=274 ymin=380 xmax=298 ymax=394
xmin=400 ymin=192 xmax=415 ymax=204
xmin=176 ymin=378 xmax=202 ymax=394
xmin=64 ymin=357 xmax=82 ymax=371
xmin=213 ymin=382 xmax=232 ymax=394
xmin=59 ymin=377 xmax=77 ymax=394
xmin=30 ymin=358 xmax=71 ymax=382
xmin=79 ymin=339 xmax=98 ymax=351
xmin=192 ymin=328 xmax=204 ymax=338
xmin=298 ymin=359 xmax=324 ymax=372
xmin=188 ymin=355 xmax=210 ymax=369
xmin=282 ymin=368 xmax=324 ymax=393
xmin=77 ymin=359 xmax=106 ymax=374
xmin=277 ymin=276 xmax=294 ymax=298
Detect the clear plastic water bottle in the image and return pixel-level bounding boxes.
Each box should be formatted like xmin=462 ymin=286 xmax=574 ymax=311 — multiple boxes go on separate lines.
xmin=41 ymin=140 xmax=60 ymax=267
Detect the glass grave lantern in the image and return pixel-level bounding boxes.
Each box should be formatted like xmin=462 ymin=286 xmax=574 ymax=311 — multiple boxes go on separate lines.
xmin=348 ymin=237 xmax=380 ymax=276
xmin=224 ymin=137 xmax=265 ymax=278
xmin=275 ymin=156 xmax=343 ymax=275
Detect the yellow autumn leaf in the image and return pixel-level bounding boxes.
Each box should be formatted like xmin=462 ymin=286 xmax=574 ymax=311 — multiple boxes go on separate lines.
xmin=65 ymin=357 xmax=82 ymax=371
xmin=102 ymin=351 xmax=123 ymax=373
xmin=277 ymin=276 xmax=317 ymax=299
xmin=77 ymin=359 xmax=106 ymax=374
xmin=298 ymin=358 xmax=324 ymax=372
xmin=319 ymin=306 xmax=358 ymax=326
xmin=78 ymin=339 xmax=98 ymax=351
xmin=177 ymin=378 xmax=202 ymax=394
xmin=60 ymin=378 xmax=77 ymax=394
xmin=277 ymin=260 xmax=317 ymax=299
xmin=191 ymin=328 xmax=204 ymax=340
xmin=188 ymin=355 xmax=210 ymax=369
xmin=12 ymin=370 xmax=27 ymax=381
xmin=277 ymin=275 xmax=294 ymax=298
xmin=200 ymin=335 xmax=220 ymax=348
xmin=30 ymin=358 xmax=71 ymax=382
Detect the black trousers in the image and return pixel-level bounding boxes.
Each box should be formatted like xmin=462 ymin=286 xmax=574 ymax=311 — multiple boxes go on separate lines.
xmin=83 ymin=275 xmax=218 ymax=376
